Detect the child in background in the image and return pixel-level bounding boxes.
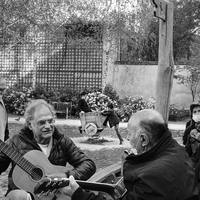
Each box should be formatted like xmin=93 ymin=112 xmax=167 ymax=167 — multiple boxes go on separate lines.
xmin=101 ymin=103 xmax=124 ymax=145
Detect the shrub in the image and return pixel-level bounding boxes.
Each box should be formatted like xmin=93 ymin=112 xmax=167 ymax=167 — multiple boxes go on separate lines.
xmin=3 ymin=86 xmax=34 ymax=115
xmin=103 ymin=84 xmax=119 ymax=102
xmin=32 ymin=84 xmax=53 ymax=102
xmin=168 ymin=104 xmax=189 ymax=121
xmin=117 ymin=95 xmax=147 ymax=122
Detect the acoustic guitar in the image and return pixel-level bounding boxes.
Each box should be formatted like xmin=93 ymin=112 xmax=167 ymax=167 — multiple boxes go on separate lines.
xmin=0 ymin=140 xmax=126 ymax=200
xmin=34 ymin=177 xmax=126 ymax=200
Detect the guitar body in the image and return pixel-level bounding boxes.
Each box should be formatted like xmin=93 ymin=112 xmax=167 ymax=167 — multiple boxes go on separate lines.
xmin=12 ymin=150 xmax=69 ymax=200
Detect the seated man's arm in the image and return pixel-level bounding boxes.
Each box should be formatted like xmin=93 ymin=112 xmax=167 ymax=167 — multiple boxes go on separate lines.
xmin=61 ymin=176 xmax=106 ymax=200
xmin=64 ymin=136 xmax=96 ymax=181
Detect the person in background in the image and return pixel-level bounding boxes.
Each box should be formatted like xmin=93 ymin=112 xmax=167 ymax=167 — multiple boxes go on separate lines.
xmin=0 ymin=99 xmax=96 ymax=200
xmin=77 ymin=92 xmax=92 ymax=133
xmin=101 ymin=102 xmax=123 ymax=145
xmin=183 ymin=102 xmax=200 ymax=158
xmin=61 ymin=109 xmax=199 ymax=200
xmin=0 ymin=76 xmax=9 ymax=141
xmin=77 ymin=92 xmax=92 ymax=114
xmin=189 ymin=120 xmax=200 ymax=164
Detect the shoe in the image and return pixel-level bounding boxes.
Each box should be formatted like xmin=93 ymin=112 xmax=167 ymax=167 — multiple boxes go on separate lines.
xmin=78 ymin=126 xmax=82 ymax=134
xmin=119 ymin=140 xmax=124 ymax=145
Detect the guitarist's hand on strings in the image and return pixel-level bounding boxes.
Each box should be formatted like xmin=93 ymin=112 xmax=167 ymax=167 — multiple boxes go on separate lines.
xmin=60 ymin=175 xmax=80 ymax=197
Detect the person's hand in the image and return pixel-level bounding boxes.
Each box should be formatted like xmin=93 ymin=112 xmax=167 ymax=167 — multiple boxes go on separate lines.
xmin=60 ymin=175 xmax=80 ymax=197
xmin=190 ymin=129 xmax=198 ymax=139
xmin=196 ymin=132 xmax=200 ymax=141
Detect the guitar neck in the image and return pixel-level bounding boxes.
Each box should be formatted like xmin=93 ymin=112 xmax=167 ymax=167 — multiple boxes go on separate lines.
xmin=0 ymin=140 xmax=34 ymax=174
xmin=74 ymin=179 xmax=117 ymax=193
xmin=34 ymin=177 xmax=126 ymax=200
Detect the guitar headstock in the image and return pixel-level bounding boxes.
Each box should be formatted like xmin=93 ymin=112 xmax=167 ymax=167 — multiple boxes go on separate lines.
xmin=34 ymin=177 xmax=69 ymax=195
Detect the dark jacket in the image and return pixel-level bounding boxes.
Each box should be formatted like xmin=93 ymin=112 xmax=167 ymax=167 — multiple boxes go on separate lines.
xmin=4 ymin=122 xmax=9 ymax=141
xmin=101 ymin=109 xmax=119 ymax=127
xmin=183 ymin=119 xmax=195 ymax=146
xmin=122 ymin=130 xmax=199 ymax=200
xmin=0 ymin=126 xmax=96 ymax=194
xmin=71 ymin=130 xmax=199 ymax=200
xmin=77 ymin=99 xmax=91 ymax=113
xmin=183 ymin=119 xmax=196 ymax=157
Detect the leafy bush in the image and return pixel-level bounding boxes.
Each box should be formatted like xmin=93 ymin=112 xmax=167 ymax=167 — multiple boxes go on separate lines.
xmin=168 ymin=104 xmax=189 ymax=121
xmin=5 ymin=84 xmax=188 ymax=122
xmin=103 ymin=84 xmax=119 ymax=102
xmin=3 ymin=86 xmax=34 ymax=115
xmin=117 ymin=96 xmax=147 ymax=122
xmin=32 ymin=84 xmax=54 ymax=102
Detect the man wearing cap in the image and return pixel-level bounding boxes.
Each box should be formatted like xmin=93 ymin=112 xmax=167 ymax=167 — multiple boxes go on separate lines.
xmin=61 ymin=109 xmax=199 ymax=200
xmin=0 ymin=77 xmax=9 ymax=141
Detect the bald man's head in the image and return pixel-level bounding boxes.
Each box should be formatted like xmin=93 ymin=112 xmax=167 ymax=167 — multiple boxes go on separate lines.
xmin=128 ymin=109 xmax=165 ymax=129
xmin=127 ymin=109 xmax=168 ymax=153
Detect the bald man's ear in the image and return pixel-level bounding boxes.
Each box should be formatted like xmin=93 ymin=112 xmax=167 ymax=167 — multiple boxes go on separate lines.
xmin=27 ymin=121 xmax=33 ymax=130
xmin=140 ymin=134 xmax=149 ymax=147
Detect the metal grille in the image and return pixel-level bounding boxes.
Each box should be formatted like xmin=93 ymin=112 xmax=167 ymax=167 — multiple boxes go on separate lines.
xmin=0 ymin=30 xmax=103 ymax=91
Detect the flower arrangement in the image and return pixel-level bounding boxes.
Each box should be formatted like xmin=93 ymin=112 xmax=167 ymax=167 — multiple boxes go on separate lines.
xmin=86 ymin=91 xmax=118 ymax=111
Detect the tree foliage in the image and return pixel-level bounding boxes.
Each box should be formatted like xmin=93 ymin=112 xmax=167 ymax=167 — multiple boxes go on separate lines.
xmin=127 ymin=0 xmax=200 ymax=62
xmin=174 ymin=36 xmax=200 ymax=101
xmin=1 ymin=0 xmax=200 ymax=73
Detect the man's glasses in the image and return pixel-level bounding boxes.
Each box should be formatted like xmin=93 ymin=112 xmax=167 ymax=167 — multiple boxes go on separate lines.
xmin=37 ymin=118 xmax=55 ymax=127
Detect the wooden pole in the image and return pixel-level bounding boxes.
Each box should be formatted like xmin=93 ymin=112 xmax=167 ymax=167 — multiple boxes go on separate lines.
xmin=153 ymin=0 xmax=174 ymax=122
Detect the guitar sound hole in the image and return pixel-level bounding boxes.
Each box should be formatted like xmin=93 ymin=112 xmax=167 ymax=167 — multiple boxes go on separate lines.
xmin=31 ymin=167 xmax=43 ymax=181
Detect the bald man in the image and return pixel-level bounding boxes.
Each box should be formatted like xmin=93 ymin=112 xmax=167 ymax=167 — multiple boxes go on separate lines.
xmin=60 ymin=109 xmax=199 ymax=200
xmin=0 ymin=77 xmax=9 ymax=141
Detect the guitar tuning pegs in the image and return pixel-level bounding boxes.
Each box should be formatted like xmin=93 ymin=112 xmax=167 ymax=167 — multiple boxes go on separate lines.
xmin=52 ymin=189 xmax=58 ymax=194
xmin=52 ymin=181 xmax=57 ymax=187
xmin=37 ymin=193 xmax=41 ymax=198
xmin=44 ymin=190 xmax=52 ymax=196
xmin=37 ymin=191 xmax=45 ymax=197
xmin=46 ymin=177 xmax=52 ymax=187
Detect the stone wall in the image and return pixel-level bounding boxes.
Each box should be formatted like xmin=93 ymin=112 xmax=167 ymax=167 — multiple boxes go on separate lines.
xmin=105 ymin=64 xmax=197 ymax=108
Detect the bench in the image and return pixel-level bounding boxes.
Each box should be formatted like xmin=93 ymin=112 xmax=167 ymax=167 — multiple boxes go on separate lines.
xmin=52 ymin=102 xmax=72 ymax=119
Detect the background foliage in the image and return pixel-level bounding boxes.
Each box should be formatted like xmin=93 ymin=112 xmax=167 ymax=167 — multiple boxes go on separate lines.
xmin=3 ymin=84 xmax=189 ymax=121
